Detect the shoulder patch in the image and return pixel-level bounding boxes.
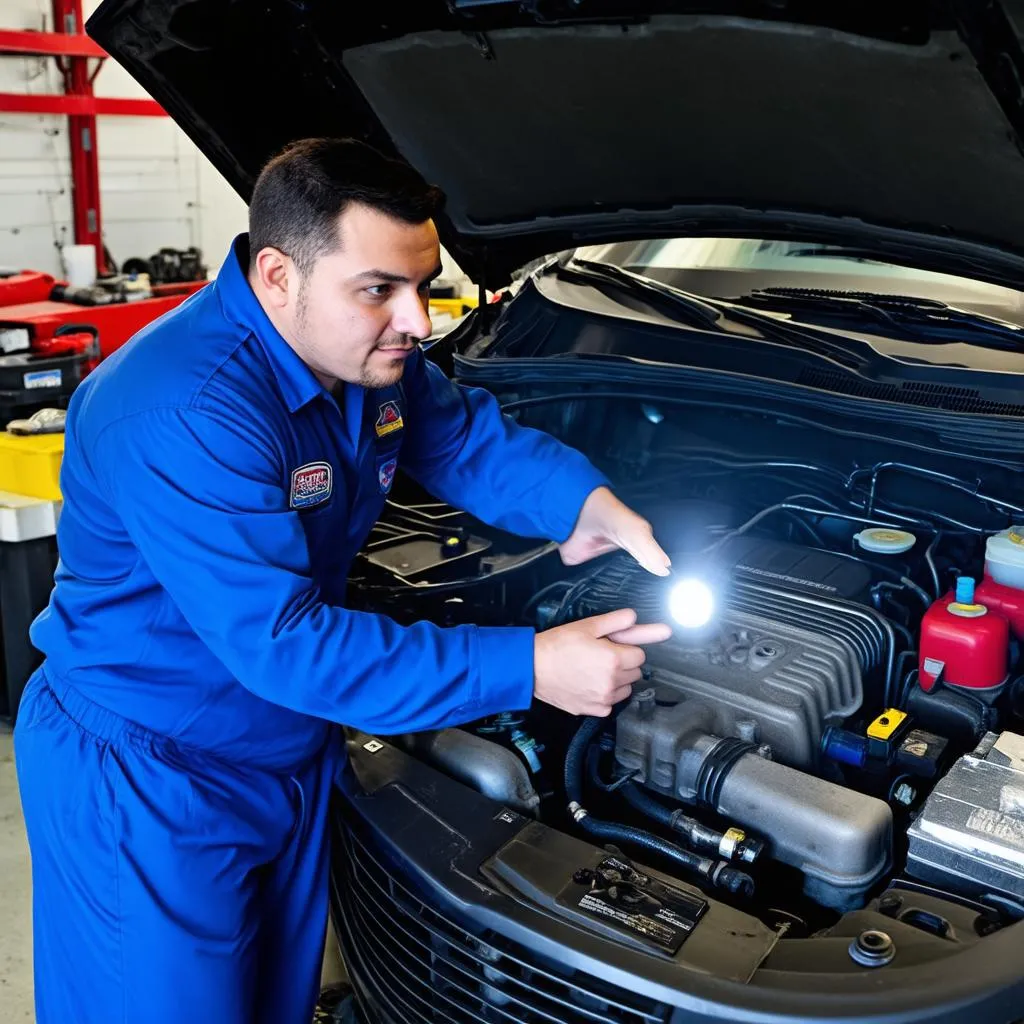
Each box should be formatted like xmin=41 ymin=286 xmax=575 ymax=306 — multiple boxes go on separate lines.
xmin=377 ymin=455 xmax=397 ymax=495
xmin=290 ymin=461 xmax=332 ymax=510
xmin=375 ymin=401 xmax=404 ymax=438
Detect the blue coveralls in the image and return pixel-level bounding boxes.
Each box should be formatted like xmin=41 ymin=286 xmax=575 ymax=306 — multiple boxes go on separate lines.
xmin=15 ymin=235 xmax=606 ymax=1024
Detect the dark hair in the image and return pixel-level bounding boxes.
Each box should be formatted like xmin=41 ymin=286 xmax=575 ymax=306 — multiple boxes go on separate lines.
xmin=248 ymin=138 xmax=445 ymax=274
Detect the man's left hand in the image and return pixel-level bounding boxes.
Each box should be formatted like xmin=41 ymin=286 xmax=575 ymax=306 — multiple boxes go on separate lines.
xmin=560 ymin=486 xmax=671 ymax=576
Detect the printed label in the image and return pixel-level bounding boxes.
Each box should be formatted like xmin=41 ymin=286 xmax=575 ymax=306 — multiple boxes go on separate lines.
xmin=567 ymin=856 xmax=707 ymax=954
xmin=24 ymin=369 xmax=62 ymax=390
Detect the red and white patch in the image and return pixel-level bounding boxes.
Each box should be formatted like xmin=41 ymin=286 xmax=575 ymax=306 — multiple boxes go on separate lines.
xmin=375 ymin=401 xmax=404 ymax=438
xmin=290 ymin=461 xmax=332 ymax=510
xmin=377 ymin=456 xmax=397 ymax=494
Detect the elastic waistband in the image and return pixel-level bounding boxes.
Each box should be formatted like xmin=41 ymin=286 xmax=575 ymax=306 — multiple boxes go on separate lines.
xmin=37 ymin=664 xmax=339 ymax=776
xmin=41 ymin=664 xmax=158 ymax=752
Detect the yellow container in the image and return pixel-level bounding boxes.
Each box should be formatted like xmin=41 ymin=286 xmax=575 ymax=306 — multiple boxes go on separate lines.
xmin=0 ymin=433 xmax=64 ymax=500
xmin=429 ymin=297 xmax=478 ymax=319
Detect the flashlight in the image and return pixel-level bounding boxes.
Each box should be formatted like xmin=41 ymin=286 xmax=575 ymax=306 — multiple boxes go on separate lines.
xmin=668 ymin=577 xmax=715 ymax=630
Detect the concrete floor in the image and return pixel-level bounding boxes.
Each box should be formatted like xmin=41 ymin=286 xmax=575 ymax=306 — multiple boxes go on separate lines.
xmin=0 ymin=725 xmax=346 ymax=1022
xmin=0 ymin=726 xmax=33 ymax=1021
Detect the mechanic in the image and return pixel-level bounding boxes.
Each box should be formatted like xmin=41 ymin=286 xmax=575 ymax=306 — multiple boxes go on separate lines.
xmin=15 ymin=138 xmax=672 ymax=1024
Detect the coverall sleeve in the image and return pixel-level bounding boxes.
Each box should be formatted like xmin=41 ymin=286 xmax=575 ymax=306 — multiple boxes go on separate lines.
xmin=90 ymin=406 xmax=534 ymax=733
xmin=400 ymin=349 xmax=609 ymax=542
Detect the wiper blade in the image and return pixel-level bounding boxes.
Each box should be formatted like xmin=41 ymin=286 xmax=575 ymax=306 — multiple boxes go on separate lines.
xmin=738 ymin=287 xmax=1024 ymax=349
xmin=564 ymin=259 xmax=866 ymax=367
xmin=565 ymin=257 xmax=723 ymax=329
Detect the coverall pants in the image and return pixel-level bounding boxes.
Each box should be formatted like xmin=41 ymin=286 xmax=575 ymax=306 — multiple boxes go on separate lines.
xmin=16 ymin=667 xmax=336 ymax=1024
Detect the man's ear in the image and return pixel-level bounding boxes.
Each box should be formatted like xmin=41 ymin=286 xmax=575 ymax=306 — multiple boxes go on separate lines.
xmin=251 ymin=247 xmax=295 ymax=309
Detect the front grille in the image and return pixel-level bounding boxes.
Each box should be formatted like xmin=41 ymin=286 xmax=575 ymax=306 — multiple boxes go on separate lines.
xmin=331 ymin=824 xmax=671 ymax=1024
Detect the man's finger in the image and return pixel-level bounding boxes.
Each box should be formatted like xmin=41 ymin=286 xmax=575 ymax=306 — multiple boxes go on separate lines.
xmin=610 ymin=683 xmax=634 ymax=704
xmin=581 ymin=607 xmax=637 ymax=638
xmin=606 ymin=622 xmax=673 ymax=646
xmin=619 ymin=523 xmax=672 ymax=577
xmin=613 ymin=644 xmax=647 ymax=671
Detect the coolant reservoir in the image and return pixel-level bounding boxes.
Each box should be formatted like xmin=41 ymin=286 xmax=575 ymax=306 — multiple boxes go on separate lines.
xmin=985 ymin=526 xmax=1024 ymax=590
xmin=919 ymin=577 xmax=1009 ymax=693
xmin=976 ymin=575 xmax=1024 ymax=639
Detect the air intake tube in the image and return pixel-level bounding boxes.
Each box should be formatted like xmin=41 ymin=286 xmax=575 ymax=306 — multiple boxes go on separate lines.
xmin=564 ymin=716 xmax=754 ymax=896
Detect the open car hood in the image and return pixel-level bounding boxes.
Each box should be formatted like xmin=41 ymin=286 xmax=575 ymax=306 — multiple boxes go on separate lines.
xmin=87 ymin=1 xmax=1024 ymax=288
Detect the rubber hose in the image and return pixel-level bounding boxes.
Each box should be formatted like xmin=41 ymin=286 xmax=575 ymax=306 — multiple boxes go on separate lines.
xmin=564 ymin=715 xmax=604 ymax=806
xmin=621 ymin=781 xmax=764 ymax=866
xmin=565 ymin=716 xmax=755 ymax=895
xmin=573 ymin=814 xmax=715 ymax=878
xmin=620 ymin=780 xmax=676 ymax=828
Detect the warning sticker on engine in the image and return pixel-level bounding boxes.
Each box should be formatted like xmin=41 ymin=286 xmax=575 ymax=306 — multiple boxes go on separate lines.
xmin=569 ymin=857 xmax=707 ymax=954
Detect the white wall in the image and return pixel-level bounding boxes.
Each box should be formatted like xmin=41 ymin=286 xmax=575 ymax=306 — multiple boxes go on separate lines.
xmin=0 ymin=0 xmax=469 ymax=287
xmin=0 ymin=0 xmax=249 ymax=278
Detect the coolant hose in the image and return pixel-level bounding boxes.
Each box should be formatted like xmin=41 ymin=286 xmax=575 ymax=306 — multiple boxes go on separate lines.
xmin=564 ymin=716 xmax=754 ymax=897
xmin=620 ymin=782 xmax=764 ymax=866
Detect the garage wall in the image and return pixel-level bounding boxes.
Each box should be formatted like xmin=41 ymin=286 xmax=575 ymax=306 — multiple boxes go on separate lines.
xmin=0 ymin=1 xmax=469 ymax=287
xmin=0 ymin=0 xmax=248 ymax=278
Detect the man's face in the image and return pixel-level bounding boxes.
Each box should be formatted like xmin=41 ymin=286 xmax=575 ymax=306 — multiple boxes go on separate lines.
xmin=257 ymin=202 xmax=442 ymax=390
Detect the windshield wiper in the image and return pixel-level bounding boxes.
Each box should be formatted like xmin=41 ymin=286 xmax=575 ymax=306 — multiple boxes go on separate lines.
xmin=565 ymin=257 xmax=724 ymax=329
xmin=563 ymin=260 xmax=868 ymax=367
xmin=735 ymin=287 xmax=1024 ymax=349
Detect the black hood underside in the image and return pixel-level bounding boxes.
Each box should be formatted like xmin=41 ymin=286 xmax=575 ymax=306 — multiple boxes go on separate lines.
xmin=88 ymin=1 xmax=1024 ymax=287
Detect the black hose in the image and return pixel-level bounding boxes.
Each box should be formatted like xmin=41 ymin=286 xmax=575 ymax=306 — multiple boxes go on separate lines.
xmin=564 ymin=717 xmax=755 ymax=896
xmin=620 ymin=782 xmax=763 ymax=865
xmin=620 ymin=780 xmax=674 ymax=828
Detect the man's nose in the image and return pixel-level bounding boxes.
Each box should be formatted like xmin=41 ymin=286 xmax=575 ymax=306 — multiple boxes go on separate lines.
xmin=392 ymin=293 xmax=432 ymax=340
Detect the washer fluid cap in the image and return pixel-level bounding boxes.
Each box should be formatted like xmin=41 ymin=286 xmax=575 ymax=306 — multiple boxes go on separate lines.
xmin=855 ymin=528 xmax=917 ymax=554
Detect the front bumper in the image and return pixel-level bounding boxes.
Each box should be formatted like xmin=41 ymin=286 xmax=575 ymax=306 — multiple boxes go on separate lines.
xmin=330 ymin=733 xmax=1024 ymax=1024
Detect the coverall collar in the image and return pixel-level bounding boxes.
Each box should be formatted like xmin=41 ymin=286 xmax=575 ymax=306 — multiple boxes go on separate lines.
xmin=216 ymin=234 xmax=324 ymax=414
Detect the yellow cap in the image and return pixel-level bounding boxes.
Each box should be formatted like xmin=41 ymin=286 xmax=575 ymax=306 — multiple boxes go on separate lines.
xmin=867 ymin=709 xmax=908 ymax=741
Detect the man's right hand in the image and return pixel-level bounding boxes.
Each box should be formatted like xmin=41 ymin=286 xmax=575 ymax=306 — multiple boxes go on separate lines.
xmin=533 ymin=608 xmax=672 ymax=717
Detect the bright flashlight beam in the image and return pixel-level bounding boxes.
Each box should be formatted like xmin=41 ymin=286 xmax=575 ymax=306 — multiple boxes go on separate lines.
xmin=669 ymin=578 xmax=715 ymax=629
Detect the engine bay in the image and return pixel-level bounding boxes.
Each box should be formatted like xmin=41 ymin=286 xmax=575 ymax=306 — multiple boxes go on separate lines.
xmin=346 ymin=392 xmax=1024 ymax=940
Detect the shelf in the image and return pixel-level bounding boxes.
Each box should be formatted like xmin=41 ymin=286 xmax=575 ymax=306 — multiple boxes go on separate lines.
xmin=0 ymin=93 xmax=165 ymax=116
xmin=0 ymin=28 xmax=105 ymax=58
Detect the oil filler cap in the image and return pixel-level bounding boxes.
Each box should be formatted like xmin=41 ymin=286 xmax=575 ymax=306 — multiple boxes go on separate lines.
xmin=849 ymin=930 xmax=896 ymax=968
xmin=854 ymin=528 xmax=916 ymax=555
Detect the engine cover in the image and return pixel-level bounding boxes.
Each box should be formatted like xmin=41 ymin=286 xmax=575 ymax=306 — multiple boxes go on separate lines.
xmin=633 ymin=607 xmax=863 ymax=770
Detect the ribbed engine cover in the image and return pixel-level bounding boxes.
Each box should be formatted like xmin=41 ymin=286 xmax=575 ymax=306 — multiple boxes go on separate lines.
xmin=638 ymin=608 xmax=863 ymax=769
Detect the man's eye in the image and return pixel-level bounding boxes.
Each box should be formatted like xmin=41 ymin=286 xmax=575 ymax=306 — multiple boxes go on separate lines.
xmin=366 ymin=284 xmax=391 ymax=298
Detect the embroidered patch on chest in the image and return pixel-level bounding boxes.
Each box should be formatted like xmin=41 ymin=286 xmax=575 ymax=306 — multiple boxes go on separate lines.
xmin=377 ymin=456 xmax=397 ymax=495
xmin=290 ymin=461 xmax=333 ymax=510
xmin=375 ymin=401 xmax=404 ymax=438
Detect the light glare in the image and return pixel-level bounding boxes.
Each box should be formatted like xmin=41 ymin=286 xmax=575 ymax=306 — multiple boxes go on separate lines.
xmin=669 ymin=578 xmax=715 ymax=629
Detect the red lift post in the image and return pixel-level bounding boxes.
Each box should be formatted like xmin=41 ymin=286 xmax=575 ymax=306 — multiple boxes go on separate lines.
xmin=0 ymin=1 xmax=167 ymax=277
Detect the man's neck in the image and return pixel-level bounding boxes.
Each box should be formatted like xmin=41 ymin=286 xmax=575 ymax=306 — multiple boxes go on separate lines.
xmin=247 ymin=267 xmax=337 ymax=394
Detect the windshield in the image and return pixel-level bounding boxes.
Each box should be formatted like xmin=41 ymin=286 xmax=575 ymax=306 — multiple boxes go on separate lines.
xmin=572 ymin=239 xmax=1024 ymax=322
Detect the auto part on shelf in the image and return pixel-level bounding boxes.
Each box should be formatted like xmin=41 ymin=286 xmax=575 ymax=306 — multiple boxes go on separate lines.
xmin=394 ymin=728 xmax=540 ymax=816
xmin=616 ymin=692 xmax=894 ymax=911
xmin=907 ymin=731 xmax=1024 ymax=909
